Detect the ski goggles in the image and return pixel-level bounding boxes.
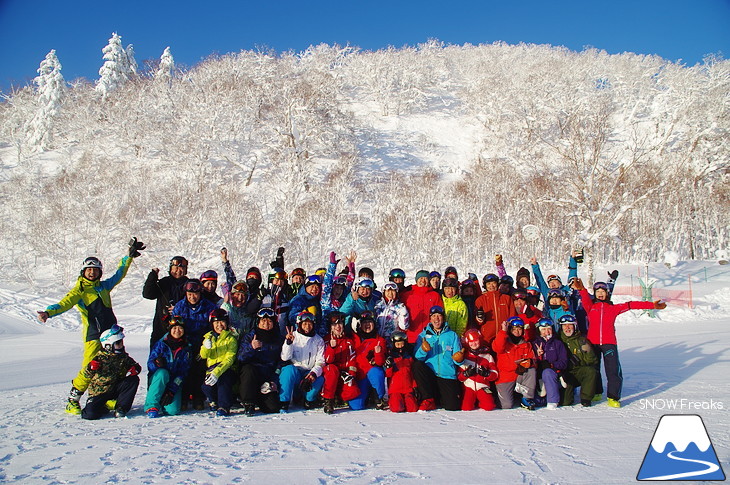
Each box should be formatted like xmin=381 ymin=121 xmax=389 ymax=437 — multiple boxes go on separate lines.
xmin=536 ymin=318 xmax=554 ymax=328
xmin=257 ymin=308 xmax=276 ymax=319
xmin=297 ymin=312 xmax=316 ymax=323
xmin=593 ymin=282 xmax=609 ymax=291
xmin=389 ymin=269 xmax=406 ymax=279
xmin=383 ymin=282 xmax=398 ymax=292
xmin=506 ymin=317 xmax=524 ymax=327
xmin=357 ymin=278 xmax=375 ymax=289
xmin=558 ymin=315 xmax=577 ymax=325
xmin=304 ymin=275 xmax=322 ymax=286
xmin=184 ymin=281 xmax=202 ymax=293
xmin=170 ymin=258 xmax=188 ymax=268
xmin=547 ymin=274 xmax=562 ymax=284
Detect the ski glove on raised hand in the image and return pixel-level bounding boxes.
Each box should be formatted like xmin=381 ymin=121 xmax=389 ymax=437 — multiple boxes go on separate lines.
xmin=128 ymin=237 xmax=146 ymax=258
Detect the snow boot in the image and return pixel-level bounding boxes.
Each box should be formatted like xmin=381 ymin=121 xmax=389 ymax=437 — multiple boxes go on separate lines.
xmin=323 ymin=399 xmax=335 ymax=415
xmin=520 ymin=398 xmax=536 ymax=411
xmin=216 ymin=408 xmax=230 ymax=417
xmin=243 ymin=403 xmax=256 ymax=417
xmin=607 ymin=398 xmax=621 ymax=408
xmin=114 ymin=408 xmax=127 ymax=418
xmin=105 ymin=400 xmax=117 ymax=412
xmin=147 ymin=408 xmax=160 ymax=418
xmin=375 ymin=397 xmax=388 ymax=410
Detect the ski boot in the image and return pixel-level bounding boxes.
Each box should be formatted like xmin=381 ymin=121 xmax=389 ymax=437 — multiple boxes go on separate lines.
xmin=243 ymin=402 xmax=256 ymax=417
xmin=323 ymin=399 xmax=335 ymax=415
xmin=147 ymin=408 xmax=160 ymax=418
xmin=216 ymin=408 xmax=230 ymax=417
xmin=520 ymin=398 xmax=536 ymax=411
xmin=65 ymin=386 xmax=83 ymax=415
xmin=105 ymin=399 xmax=117 ymax=412
xmin=607 ymin=398 xmax=621 ymax=408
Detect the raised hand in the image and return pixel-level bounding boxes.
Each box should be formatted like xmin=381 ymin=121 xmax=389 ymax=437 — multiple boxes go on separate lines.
xmin=285 ymin=326 xmax=295 ymax=343
xmin=221 ymin=247 xmax=228 ymax=263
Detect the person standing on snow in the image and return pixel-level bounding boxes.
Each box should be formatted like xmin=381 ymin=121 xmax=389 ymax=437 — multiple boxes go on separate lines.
xmin=574 ymin=277 xmax=666 ymax=408
xmin=143 ymin=255 xmax=189 ymax=350
xmin=37 ymin=237 xmax=144 ymax=415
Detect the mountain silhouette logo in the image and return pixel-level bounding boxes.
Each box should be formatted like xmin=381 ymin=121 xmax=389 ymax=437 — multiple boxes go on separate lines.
xmin=637 ymin=414 xmax=726 ymax=481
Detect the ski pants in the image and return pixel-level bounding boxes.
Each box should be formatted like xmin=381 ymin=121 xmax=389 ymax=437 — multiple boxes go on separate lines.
xmin=412 ymin=359 xmax=462 ymax=411
xmin=561 ymin=365 xmax=599 ymax=406
xmin=462 ymin=386 xmax=496 ymax=411
xmin=145 ymin=368 xmax=184 ymax=415
xmin=72 ymin=340 xmax=101 ymax=393
xmin=348 ymin=367 xmax=386 ymax=410
xmin=278 ymin=364 xmax=324 ymax=405
xmin=183 ymin=356 xmax=206 ymax=403
xmin=321 ymin=364 xmax=361 ymax=401
xmin=238 ymin=364 xmax=280 ymax=413
xmin=540 ymin=368 xmax=562 ymax=405
xmin=389 ymin=392 xmax=418 ymax=412
xmin=597 ymin=344 xmax=622 ymax=400
xmin=202 ymin=369 xmax=237 ymax=411
xmin=495 ymin=367 xmax=537 ymax=409
xmin=81 ymin=375 xmax=139 ymax=420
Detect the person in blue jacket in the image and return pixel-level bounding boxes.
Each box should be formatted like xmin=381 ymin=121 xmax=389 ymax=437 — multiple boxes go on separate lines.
xmin=339 ymin=277 xmax=380 ymax=331
xmin=145 ymin=315 xmax=192 ymax=417
xmin=412 ymin=306 xmax=465 ymax=411
xmin=172 ymin=279 xmax=218 ymax=410
xmin=288 ymin=275 xmax=324 ymax=335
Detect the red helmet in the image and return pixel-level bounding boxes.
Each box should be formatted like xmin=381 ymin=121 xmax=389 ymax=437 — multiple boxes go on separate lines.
xmin=463 ymin=328 xmax=483 ymax=346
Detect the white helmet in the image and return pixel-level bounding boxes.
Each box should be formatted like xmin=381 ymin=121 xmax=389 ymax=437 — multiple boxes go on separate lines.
xmin=100 ymin=325 xmax=124 ymax=352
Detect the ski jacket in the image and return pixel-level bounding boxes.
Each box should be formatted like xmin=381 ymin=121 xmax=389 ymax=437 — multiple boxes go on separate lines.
xmin=514 ymin=305 xmax=542 ymax=342
xmin=531 ymin=262 xmax=572 ymax=304
xmin=287 ymin=287 xmax=322 ymax=332
xmin=171 ymin=297 xmax=218 ymax=348
xmin=458 ymin=349 xmax=498 ymax=391
xmin=237 ymin=327 xmax=283 ymax=381
xmin=46 ymin=256 xmax=132 ymax=342
xmin=532 ymin=335 xmax=569 ymax=373
xmin=492 ymin=330 xmax=536 ymax=384
xmin=374 ymin=297 xmax=410 ymax=341
xmin=559 ymin=330 xmax=599 ymax=368
xmin=353 ymin=334 xmax=387 ymax=380
xmin=84 ymin=349 xmax=140 ymax=397
xmin=414 ymin=322 xmax=462 ymax=380
xmin=280 ymin=331 xmax=326 ymax=377
xmin=401 ymin=285 xmax=444 ymax=343
xmin=200 ymin=328 xmax=238 ymax=378
xmin=385 ymin=348 xmax=416 ymax=395
xmin=579 ymin=289 xmax=655 ymax=345
xmin=323 ymin=332 xmax=358 ymax=376
xmin=339 ymin=292 xmax=380 ymax=329
xmin=147 ymin=334 xmax=193 ymax=391
xmin=545 ymin=305 xmax=574 ymax=333
xmin=443 ymin=295 xmax=469 ymax=337
xmin=474 ymin=290 xmax=516 ymax=343
xmin=142 ymin=269 xmax=189 ymax=344
xmin=220 ymin=295 xmax=261 ymax=337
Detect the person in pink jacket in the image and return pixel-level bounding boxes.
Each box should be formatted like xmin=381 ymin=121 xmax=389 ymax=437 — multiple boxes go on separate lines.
xmin=575 ymin=278 xmax=666 ymax=408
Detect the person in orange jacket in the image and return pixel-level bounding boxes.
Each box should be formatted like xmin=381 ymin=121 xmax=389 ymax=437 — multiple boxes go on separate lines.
xmin=474 ymin=273 xmax=516 ymax=344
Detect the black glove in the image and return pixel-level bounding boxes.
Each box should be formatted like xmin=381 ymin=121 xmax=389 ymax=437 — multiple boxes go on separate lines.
xmin=608 ymin=270 xmax=619 ymax=281
xmin=340 ymin=371 xmax=355 ymax=385
xmin=462 ymin=366 xmax=476 ymax=378
xmin=538 ymin=360 xmax=552 ymax=372
xmin=154 ymin=357 xmax=167 ymax=368
xmin=366 ymin=350 xmax=376 ymax=365
xmin=277 ymin=247 xmax=285 ymax=257
xmin=477 ymin=366 xmax=491 ymax=377
xmin=299 ymin=373 xmax=315 ymax=393
xmin=383 ymin=356 xmax=394 ymax=370
xmin=128 ymin=237 xmax=146 ymax=258
xmin=515 ymin=365 xmax=527 ymax=375
xmin=160 ymin=390 xmax=175 ymax=406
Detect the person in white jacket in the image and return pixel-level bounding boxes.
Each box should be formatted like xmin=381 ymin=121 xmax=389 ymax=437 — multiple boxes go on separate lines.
xmin=278 ymin=311 xmax=326 ymax=412
xmin=374 ymin=282 xmax=410 ymax=345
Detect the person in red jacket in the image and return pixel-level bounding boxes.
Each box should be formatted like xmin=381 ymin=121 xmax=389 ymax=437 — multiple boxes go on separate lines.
xmin=348 ymin=311 xmax=388 ymax=410
xmin=321 ymin=311 xmax=361 ymax=414
xmin=384 ymin=331 xmax=418 ymax=413
xmin=474 ymin=273 xmax=516 ymax=344
xmin=400 ymin=270 xmax=444 ymax=343
xmin=511 ymin=288 xmax=542 ymax=342
xmin=575 ymin=278 xmax=666 ymax=408
xmin=458 ymin=329 xmax=498 ymax=411
xmin=493 ymin=317 xmax=538 ymax=410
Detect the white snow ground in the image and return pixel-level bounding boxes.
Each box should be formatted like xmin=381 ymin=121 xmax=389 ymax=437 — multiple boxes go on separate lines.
xmin=0 ymin=261 xmax=728 ymax=484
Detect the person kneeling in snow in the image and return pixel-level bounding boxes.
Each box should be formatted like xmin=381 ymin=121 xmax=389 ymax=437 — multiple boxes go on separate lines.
xmin=532 ymin=318 xmax=568 ymax=410
xmin=145 ymin=315 xmax=192 ymax=417
xmin=384 ymin=331 xmax=418 ymax=412
xmin=321 ymin=312 xmax=361 ymax=414
xmin=278 ymin=311 xmax=326 ymax=412
xmin=81 ymin=325 xmax=140 ymax=420
xmin=493 ymin=317 xmax=538 ymax=410
xmin=200 ymin=309 xmax=238 ymax=417
xmin=458 ymin=329 xmax=498 ymax=411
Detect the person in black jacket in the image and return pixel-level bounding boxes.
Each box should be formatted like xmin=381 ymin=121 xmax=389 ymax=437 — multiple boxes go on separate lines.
xmin=143 ymin=256 xmax=190 ymax=350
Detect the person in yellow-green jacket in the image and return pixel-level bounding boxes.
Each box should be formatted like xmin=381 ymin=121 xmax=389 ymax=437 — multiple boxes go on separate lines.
xmin=442 ymin=278 xmax=469 ymax=337
xmin=37 ymin=237 xmax=145 ymax=415
xmin=200 ymin=308 xmax=238 ymax=417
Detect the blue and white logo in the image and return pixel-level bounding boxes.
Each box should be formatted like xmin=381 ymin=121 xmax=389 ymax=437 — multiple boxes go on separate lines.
xmin=637 ymin=415 xmax=726 ymax=481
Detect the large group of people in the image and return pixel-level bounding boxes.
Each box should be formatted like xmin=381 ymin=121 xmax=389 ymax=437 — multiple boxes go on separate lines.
xmin=37 ymin=238 xmax=667 ymax=419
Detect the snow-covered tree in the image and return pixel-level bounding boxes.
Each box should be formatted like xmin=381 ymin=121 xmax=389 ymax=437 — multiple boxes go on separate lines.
xmin=96 ymin=33 xmax=136 ymax=98
xmin=155 ymin=46 xmax=175 ymax=86
xmin=27 ymin=49 xmax=65 ymax=151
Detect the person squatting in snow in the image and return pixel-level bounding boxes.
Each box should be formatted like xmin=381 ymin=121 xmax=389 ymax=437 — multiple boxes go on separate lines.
xmin=37 ymin=244 xmax=667 ymax=417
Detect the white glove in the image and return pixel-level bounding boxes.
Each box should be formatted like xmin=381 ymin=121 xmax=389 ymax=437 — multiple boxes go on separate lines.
xmin=204 ymin=373 xmax=218 ymax=386
xmin=203 ymin=338 xmax=213 ymax=349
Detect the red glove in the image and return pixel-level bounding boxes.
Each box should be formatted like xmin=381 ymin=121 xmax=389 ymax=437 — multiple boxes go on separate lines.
xmin=88 ymin=360 xmax=101 ymax=371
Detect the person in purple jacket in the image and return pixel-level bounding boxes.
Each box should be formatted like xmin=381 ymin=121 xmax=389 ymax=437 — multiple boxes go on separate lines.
xmin=532 ymin=318 xmax=569 ymax=410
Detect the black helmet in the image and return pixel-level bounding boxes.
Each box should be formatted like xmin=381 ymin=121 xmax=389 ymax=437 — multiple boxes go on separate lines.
xmin=390 ymin=330 xmax=407 ymax=344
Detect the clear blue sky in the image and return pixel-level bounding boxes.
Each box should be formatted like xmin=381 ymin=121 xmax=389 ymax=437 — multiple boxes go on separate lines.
xmin=1 ymin=0 xmax=729 ymax=93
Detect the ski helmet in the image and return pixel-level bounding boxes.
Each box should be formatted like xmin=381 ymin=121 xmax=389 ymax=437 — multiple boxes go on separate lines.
xmin=389 ymin=268 xmax=406 ymax=281
xmin=184 ymin=279 xmax=202 ymax=293
xmin=257 ymin=307 xmax=276 ymax=319
xmin=506 ymin=316 xmax=524 ymax=328
xmin=429 ymin=305 xmax=445 ymax=316
xmin=327 ymin=311 xmax=345 ymax=327
xmin=512 ymin=289 xmax=529 ymax=300
xmin=463 ymin=328 xmax=482 ymax=346
xmin=167 ymin=315 xmax=185 ymax=330
xmin=100 ymin=324 xmax=125 ymax=353
xmin=442 ymin=278 xmax=459 ymax=288
xmin=169 ymin=256 xmax=188 ymax=269
xmin=209 ymin=308 xmax=229 ymax=326
xmin=546 ymin=274 xmax=562 ymax=285
xmin=558 ymin=314 xmax=577 ymax=325
xmin=383 ymin=281 xmax=399 ymax=292
xmin=499 ymin=275 xmax=514 ymax=286
xmin=444 ymin=266 xmax=458 ymax=279
xmin=354 ymin=277 xmax=374 ymax=289
xmin=390 ymin=330 xmax=407 ymax=345
xmin=200 ymin=270 xmax=218 ymax=282
xmin=231 ymin=280 xmax=248 ymax=294
xmin=593 ymin=281 xmax=609 ymax=291
xmin=547 ymin=289 xmax=566 ymax=300
xmin=536 ymin=318 xmax=554 ymax=329
xmin=296 ymin=311 xmax=316 ymax=325
xmin=81 ymin=256 xmax=102 ymax=272
xmin=482 ymin=273 xmax=499 ymax=288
